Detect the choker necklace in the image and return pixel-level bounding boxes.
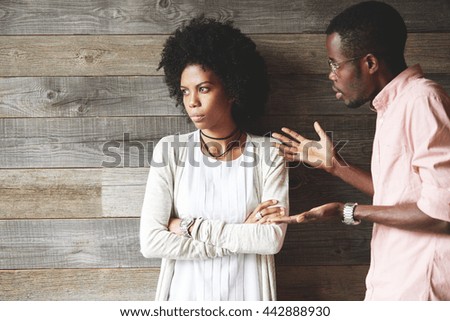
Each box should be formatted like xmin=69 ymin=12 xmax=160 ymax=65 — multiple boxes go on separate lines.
xmin=200 ymin=131 xmax=243 ymax=159
xmin=200 ymin=128 xmax=239 ymax=140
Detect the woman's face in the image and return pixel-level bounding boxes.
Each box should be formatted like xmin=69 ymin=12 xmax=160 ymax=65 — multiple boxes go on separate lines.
xmin=180 ymin=64 xmax=235 ymax=134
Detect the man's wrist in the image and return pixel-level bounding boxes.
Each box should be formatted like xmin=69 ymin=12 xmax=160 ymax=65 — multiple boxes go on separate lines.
xmin=342 ymin=202 xmax=361 ymax=225
xmin=325 ymin=155 xmax=343 ymax=175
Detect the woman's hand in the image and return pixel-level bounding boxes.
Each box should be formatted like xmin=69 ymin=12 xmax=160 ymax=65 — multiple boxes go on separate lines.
xmin=245 ymin=199 xmax=286 ymax=224
xmin=168 ymin=217 xmax=182 ymax=234
xmin=272 ymin=122 xmax=334 ymax=170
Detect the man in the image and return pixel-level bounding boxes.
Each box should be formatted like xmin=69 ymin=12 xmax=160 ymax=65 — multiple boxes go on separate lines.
xmin=270 ymin=1 xmax=450 ymax=300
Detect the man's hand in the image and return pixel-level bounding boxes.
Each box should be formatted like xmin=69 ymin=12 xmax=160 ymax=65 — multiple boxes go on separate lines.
xmin=272 ymin=121 xmax=334 ymax=170
xmin=267 ymin=202 xmax=344 ymax=224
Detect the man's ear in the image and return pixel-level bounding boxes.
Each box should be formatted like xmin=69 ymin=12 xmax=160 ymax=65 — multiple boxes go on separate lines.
xmin=365 ymin=54 xmax=379 ymax=74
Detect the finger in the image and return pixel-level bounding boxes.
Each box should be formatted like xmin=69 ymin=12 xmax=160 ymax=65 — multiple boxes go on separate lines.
xmin=313 ymin=121 xmax=328 ymax=141
xmin=258 ymin=206 xmax=285 ymax=220
xmin=254 ymin=199 xmax=278 ymax=214
xmin=277 ymin=150 xmax=300 ymax=163
xmin=281 ymin=127 xmax=307 ymax=143
xmin=271 ymin=136 xmax=297 ymax=148
xmin=264 ymin=215 xmax=292 ymax=224
xmin=259 ymin=210 xmax=287 ymax=224
xmin=272 ymin=132 xmax=293 ymax=143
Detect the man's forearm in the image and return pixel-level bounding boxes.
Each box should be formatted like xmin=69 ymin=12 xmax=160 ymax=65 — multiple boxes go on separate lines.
xmin=355 ymin=203 xmax=450 ymax=234
xmin=326 ymin=156 xmax=374 ymax=196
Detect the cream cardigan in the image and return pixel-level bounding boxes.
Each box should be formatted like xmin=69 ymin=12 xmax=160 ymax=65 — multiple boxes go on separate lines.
xmin=140 ymin=131 xmax=289 ymax=300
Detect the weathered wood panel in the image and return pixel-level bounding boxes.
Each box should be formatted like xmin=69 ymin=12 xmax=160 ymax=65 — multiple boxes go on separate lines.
xmin=0 ymin=218 xmax=159 ymax=269
xmin=0 ymin=168 xmax=148 ymax=219
xmin=0 ymin=34 xmax=448 ymax=76
xmin=0 ymin=76 xmax=179 ymax=118
xmin=276 ymin=265 xmax=369 ymax=301
xmin=0 ymin=115 xmax=376 ymax=169
xmin=0 ymin=117 xmax=195 ymax=168
xmin=0 ymin=166 xmax=372 ymax=219
xmin=0 ymin=265 xmax=367 ymax=300
xmin=0 ymin=0 xmax=446 ymax=302
xmin=1 ymin=74 xmax=449 ymax=118
xmin=0 ymin=218 xmax=370 ymax=269
xmin=0 ymin=0 xmax=448 ymax=35
xmin=0 ymin=268 xmax=158 ymax=300
xmin=0 ymin=168 xmax=102 ymax=219
xmin=277 ymin=222 xmax=372 ymax=266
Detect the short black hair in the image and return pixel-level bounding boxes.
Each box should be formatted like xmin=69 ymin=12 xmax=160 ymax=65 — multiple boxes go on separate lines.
xmin=326 ymin=1 xmax=407 ymax=74
xmin=158 ymin=16 xmax=269 ymax=130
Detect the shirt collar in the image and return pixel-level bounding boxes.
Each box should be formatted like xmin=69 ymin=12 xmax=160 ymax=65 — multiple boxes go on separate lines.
xmin=371 ymin=64 xmax=424 ymax=114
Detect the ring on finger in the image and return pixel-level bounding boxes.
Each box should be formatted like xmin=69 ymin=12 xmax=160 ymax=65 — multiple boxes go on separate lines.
xmin=255 ymin=211 xmax=263 ymax=220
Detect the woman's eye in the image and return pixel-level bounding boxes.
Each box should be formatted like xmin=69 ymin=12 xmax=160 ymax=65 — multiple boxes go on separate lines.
xmin=199 ymin=87 xmax=209 ymax=93
xmin=181 ymin=89 xmax=189 ymax=95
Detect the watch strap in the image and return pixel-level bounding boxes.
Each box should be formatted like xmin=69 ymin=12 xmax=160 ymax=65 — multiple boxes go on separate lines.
xmin=342 ymin=202 xmax=360 ymax=225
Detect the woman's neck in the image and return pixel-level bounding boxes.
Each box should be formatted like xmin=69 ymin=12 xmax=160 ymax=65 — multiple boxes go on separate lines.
xmin=199 ymin=128 xmax=245 ymax=160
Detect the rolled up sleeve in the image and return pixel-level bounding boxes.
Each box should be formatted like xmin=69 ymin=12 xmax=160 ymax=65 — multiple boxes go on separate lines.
xmin=411 ymin=95 xmax=450 ymax=222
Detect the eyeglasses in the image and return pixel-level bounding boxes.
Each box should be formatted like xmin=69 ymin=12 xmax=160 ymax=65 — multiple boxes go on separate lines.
xmin=328 ymin=55 xmax=364 ymax=74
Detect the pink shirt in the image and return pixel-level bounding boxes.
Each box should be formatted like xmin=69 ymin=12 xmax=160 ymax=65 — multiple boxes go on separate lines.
xmin=367 ymin=65 xmax=450 ymax=300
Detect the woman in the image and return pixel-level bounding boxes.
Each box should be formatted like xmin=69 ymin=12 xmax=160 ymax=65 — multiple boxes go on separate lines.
xmin=140 ymin=17 xmax=289 ymax=301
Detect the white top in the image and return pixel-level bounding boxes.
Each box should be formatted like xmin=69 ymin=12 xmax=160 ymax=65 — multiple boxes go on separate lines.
xmin=170 ymin=130 xmax=259 ymax=300
xmin=140 ymin=130 xmax=289 ymax=301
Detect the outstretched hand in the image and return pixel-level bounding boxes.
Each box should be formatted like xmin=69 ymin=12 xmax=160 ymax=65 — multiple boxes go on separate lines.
xmin=272 ymin=122 xmax=334 ymax=170
xmin=267 ymin=202 xmax=344 ymax=224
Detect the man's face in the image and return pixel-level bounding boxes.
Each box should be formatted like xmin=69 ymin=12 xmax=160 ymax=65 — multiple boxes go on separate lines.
xmin=326 ymin=32 xmax=372 ymax=109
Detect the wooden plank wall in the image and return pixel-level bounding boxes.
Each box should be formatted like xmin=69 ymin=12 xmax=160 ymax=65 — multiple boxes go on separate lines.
xmin=0 ymin=0 xmax=449 ymax=301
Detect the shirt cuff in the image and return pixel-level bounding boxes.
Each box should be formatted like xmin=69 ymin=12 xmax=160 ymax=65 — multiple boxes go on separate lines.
xmin=417 ymin=183 xmax=450 ymax=222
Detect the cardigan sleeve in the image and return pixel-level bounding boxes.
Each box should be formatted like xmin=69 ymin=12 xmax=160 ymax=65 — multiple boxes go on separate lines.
xmin=190 ymin=138 xmax=289 ymax=255
xmin=140 ymin=136 xmax=233 ymax=260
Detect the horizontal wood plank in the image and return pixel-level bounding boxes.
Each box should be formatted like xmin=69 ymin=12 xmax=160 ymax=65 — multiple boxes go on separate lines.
xmin=0 ymin=218 xmax=370 ymax=269
xmin=277 ymin=222 xmax=372 ymax=266
xmin=0 ymin=168 xmax=149 ymax=219
xmin=0 ymin=116 xmax=195 ymax=168
xmin=0 ymin=115 xmax=375 ymax=168
xmin=0 ymin=165 xmax=372 ymax=219
xmin=0 ymin=33 xmax=448 ymax=76
xmin=1 ymin=74 xmax=449 ymax=118
xmin=0 ymin=0 xmax=448 ymax=35
xmin=0 ymin=265 xmax=367 ymax=300
xmin=0 ymin=218 xmax=159 ymax=269
xmin=276 ymin=265 xmax=369 ymax=300
xmin=0 ymin=268 xmax=158 ymax=300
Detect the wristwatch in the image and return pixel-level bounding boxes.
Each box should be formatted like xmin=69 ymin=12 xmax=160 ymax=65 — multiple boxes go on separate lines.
xmin=179 ymin=217 xmax=195 ymax=237
xmin=342 ymin=203 xmax=361 ymax=225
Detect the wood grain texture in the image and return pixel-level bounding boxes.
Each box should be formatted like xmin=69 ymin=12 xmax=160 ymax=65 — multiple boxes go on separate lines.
xmin=0 ymin=33 xmax=448 ymax=76
xmin=0 ymin=168 xmax=102 ymax=219
xmin=0 ymin=0 xmax=448 ymax=35
xmin=0 ymin=76 xmax=180 ymax=118
xmin=0 ymin=265 xmax=367 ymax=300
xmin=277 ymin=222 xmax=372 ymax=266
xmin=0 ymin=218 xmax=370 ymax=269
xmin=0 ymin=116 xmax=195 ymax=168
xmin=0 ymin=166 xmax=372 ymax=219
xmin=0 ymin=0 xmax=447 ymax=302
xmin=276 ymin=265 xmax=369 ymax=301
xmin=1 ymin=74 xmax=449 ymax=118
xmin=0 ymin=115 xmax=375 ymax=169
xmin=0 ymin=168 xmax=149 ymax=219
xmin=0 ymin=268 xmax=158 ymax=300
xmin=0 ymin=218 xmax=159 ymax=269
